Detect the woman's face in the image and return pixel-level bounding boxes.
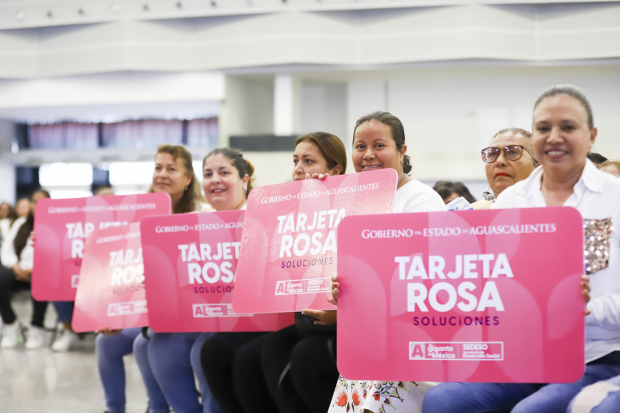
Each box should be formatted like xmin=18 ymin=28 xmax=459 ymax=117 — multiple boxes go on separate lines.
xmin=202 ymin=154 xmax=248 ymax=211
xmin=533 ymin=94 xmax=596 ymax=177
xmin=352 ymin=120 xmax=405 ymax=174
xmin=16 ymin=199 xmax=30 ymax=218
xmin=152 ymin=153 xmax=192 ymax=201
xmin=485 ymin=132 xmax=537 ymax=197
xmin=0 ymin=203 xmax=9 ymax=218
xmin=292 ymin=141 xmax=341 ymax=181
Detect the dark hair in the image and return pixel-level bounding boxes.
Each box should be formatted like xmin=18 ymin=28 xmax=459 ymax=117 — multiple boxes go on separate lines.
xmin=587 ymin=152 xmax=608 ymax=165
xmin=13 ymin=213 xmax=33 ymax=259
xmin=203 ymin=148 xmax=255 ymax=198
xmin=33 ymin=189 xmax=51 ymax=199
xmin=152 ymin=144 xmax=204 ymax=214
xmin=0 ymin=202 xmax=17 ymax=223
xmin=13 ymin=189 xmax=50 ymax=259
xmin=295 ymin=132 xmax=347 ymax=175
xmin=433 ymin=181 xmax=477 ymax=204
xmin=534 ymin=85 xmax=594 ymax=129
xmin=353 ymin=111 xmax=411 ymax=174
xmin=491 ymin=128 xmax=539 ymax=167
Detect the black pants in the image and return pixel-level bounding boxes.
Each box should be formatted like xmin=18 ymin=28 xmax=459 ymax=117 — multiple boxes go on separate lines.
xmin=235 ymin=324 xmax=339 ymax=413
xmin=201 ymin=332 xmax=278 ymax=413
xmin=0 ymin=266 xmax=48 ymax=327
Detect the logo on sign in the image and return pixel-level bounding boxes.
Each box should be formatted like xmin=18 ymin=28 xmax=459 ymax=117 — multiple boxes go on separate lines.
xmin=71 ymin=275 xmax=80 ymax=288
xmin=408 ymin=341 xmax=504 ymax=361
xmin=274 ymin=278 xmax=331 ymax=296
xmin=192 ymin=303 xmax=252 ymax=318
xmin=107 ymin=300 xmax=147 ymax=316
xmin=409 ymin=342 xmax=426 ymax=359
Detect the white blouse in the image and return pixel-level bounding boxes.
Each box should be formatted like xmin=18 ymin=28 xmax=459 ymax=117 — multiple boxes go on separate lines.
xmin=493 ymin=160 xmax=620 ymax=363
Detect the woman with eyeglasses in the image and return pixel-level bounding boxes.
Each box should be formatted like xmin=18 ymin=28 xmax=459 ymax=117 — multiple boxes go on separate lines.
xmin=422 ymin=85 xmax=620 ymax=413
xmin=472 ymin=128 xmax=539 ymax=209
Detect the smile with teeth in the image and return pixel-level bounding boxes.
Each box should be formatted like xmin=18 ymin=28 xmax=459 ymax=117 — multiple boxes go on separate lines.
xmin=546 ymin=149 xmax=568 ymax=156
xmin=212 ymin=188 xmax=226 ymax=193
xmin=363 ymin=165 xmax=381 ymax=169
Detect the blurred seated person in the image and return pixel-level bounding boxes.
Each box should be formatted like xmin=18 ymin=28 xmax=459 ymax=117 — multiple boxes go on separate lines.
xmin=472 ymin=128 xmax=539 ymax=210
xmin=598 ymin=160 xmax=620 ymax=178
xmin=433 ymin=181 xmax=476 ymax=204
xmin=0 ymin=191 xmax=49 ymax=349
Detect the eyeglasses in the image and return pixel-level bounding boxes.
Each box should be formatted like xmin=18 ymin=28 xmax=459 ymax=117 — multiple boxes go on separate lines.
xmin=481 ymin=145 xmax=533 ymax=163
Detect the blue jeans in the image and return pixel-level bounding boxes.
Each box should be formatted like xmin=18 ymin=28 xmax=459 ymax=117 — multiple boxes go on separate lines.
xmin=97 ymin=328 xmax=145 ymax=413
xmin=134 ymin=329 xmax=170 ymax=413
xmin=568 ymin=374 xmax=620 ymax=413
xmin=135 ymin=330 xmax=222 ymax=413
xmin=422 ymin=362 xmax=620 ymax=413
xmin=52 ymin=301 xmax=74 ymax=323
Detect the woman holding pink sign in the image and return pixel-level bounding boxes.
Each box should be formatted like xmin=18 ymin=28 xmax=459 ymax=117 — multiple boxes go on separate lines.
xmin=202 ymin=138 xmax=346 ymax=413
xmin=301 ymin=112 xmax=445 ymax=413
xmin=98 ymin=144 xmax=216 ymax=413
xmin=422 ymin=86 xmax=620 ymax=413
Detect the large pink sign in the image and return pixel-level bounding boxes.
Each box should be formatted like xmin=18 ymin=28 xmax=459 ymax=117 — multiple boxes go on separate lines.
xmin=72 ymin=223 xmax=148 ymax=332
xmin=140 ymin=211 xmax=295 ymax=332
xmin=336 ymin=207 xmax=585 ymax=383
xmin=233 ymin=169 xmax=398 ymax=314
xmin=33 ymin=194 xmax=171 ymax=301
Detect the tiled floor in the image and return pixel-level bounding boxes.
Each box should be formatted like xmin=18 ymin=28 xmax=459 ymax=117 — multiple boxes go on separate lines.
xmin=0 ymin=293 xmax=147 ymax=413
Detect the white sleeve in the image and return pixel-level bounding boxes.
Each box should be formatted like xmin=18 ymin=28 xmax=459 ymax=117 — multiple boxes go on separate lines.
xmin=407 ymin=197 xmax=446 ymax=213
xmin=585 ymin=294 xmax=620 ymax=329
xmin=404 ymin=193 xmax=447 ymax=214
xmin=1 ymin=228 xmax=18 ymax=268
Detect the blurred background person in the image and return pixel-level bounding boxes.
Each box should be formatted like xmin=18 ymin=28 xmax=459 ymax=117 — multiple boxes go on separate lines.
xmin=433 ymin=181 xmax=477 ymax=204
xmin=598 ymin=160 xmax=620 ymax=177
xmin=0 ymin=202 xmax=17 ymax=256
xmin=0 ymin=191 xmax=49 ymax=349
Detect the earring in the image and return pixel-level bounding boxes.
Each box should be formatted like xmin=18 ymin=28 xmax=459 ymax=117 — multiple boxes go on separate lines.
xmin=184 ymin=186 xmax=189 ymax=192
xmin=400 ymin=160 xmax=404 ymax=165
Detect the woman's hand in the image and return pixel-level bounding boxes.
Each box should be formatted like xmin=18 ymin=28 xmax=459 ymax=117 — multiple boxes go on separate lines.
xmin=582 ymin=274 xmax=591 ymax=315
xmin=305 ymin=173 xmax=330 ymax=180
xmin=95 ymin=327 xmax=122 ymax=336
xmin=329 ymin=274 xmax=339 ymax=306
xmin=12 ymin=264 xmax=30 ymax=281
xmin=301 ymin=309 xmax=337 ymax=326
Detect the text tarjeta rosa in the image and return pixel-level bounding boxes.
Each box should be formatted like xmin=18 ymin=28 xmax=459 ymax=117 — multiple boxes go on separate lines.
xmin=396 ymin=253 xmax=513 ymax=313
xmin=277 ymin=209 xmax=345 ymax=258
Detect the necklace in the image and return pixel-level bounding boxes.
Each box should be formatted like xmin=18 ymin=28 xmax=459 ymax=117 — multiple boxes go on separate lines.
xmin=397 ymin=172 xmax=405 ymax=186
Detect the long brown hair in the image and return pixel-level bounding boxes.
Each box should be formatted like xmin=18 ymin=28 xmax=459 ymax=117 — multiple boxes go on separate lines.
xmin=295 ymin=132 xmax=347 ymax=175
xmin=151 ymin=144 xmax=204 ymax=214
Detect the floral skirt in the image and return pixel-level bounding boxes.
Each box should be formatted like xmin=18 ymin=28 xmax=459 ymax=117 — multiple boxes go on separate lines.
xmin=328 ymin=376 xmax=438 ymax=413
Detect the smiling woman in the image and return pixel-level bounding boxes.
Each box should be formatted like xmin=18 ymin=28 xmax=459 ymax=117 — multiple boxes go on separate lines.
xmin=150 ymin=144 xmax=205 ymax=214
xmin=202 ymin=147 xmax=254 ymax=212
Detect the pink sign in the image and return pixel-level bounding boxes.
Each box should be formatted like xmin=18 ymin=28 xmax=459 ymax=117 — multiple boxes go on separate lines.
xmin=32 ymin=194 xmax=171 ymax=301
xmin=336 ymin=207 xmax=585 ymax=383
xmin=233 ymin=169 xmax=398 ymax=314
xmin=140 ymin=211 xmax=295 ymax=333
xmin=72 ymin=223 xmax=148 ymax=332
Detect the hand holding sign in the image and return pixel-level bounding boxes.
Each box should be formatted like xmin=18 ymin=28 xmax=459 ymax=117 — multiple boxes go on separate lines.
xmin=582 ymin=274 xmax=591 ymax=315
